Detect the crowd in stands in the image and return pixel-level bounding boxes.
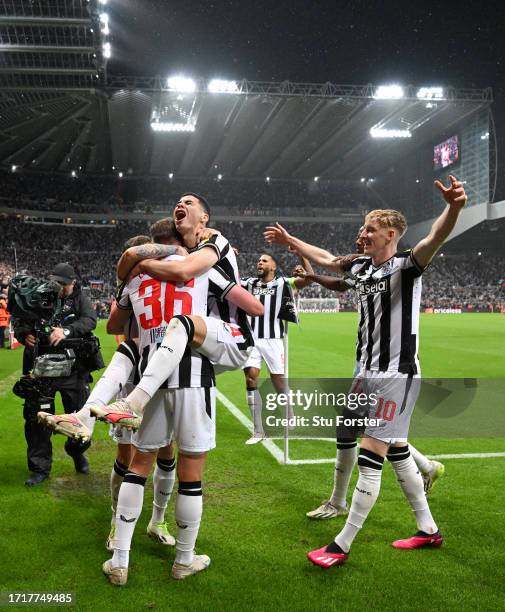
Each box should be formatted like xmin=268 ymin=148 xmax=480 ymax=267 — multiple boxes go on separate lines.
xmin=0 ymin=171 xmax=123 ymax=213
xmin=0 ymin=170 xmax=376 ymax=217
xmin=1 ymin=214 xmax=503 ymax=313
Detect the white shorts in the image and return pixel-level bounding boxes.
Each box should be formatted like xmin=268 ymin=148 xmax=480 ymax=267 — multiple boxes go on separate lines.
xmin=244 ymin=338 xmax=285 ymax=375
xmin=199 ymin=316 xmax=254 ymax=374
xmin=343 ymin=369 xmax=421 ymax=445
xmin=133 ymin=387 xmax=216 ymax=454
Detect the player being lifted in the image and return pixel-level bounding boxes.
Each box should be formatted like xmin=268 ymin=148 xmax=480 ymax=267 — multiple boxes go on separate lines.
xmin=241 ymin=252 xmax=313 ymax=444
xmin=93 ymin=193 xmax=263 ymax=428
xmin=38 ymin=219 xmax=262 ymax=574
xmin=265 ymin=175 xmax=467 ymax=567
xmin=97 ymin=217 xmax=262 ymax=584
xmin=293 ymin=229 xmax=444 ymax=521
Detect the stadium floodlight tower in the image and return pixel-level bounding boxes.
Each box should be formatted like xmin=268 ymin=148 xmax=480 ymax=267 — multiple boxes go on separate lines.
xmin=208 ymin=79 xmax=239 ymax=93
xmin=373 ymin=84 xmax=404 ymax=99
xmin=0 ymin=0 xmax=111 ymax=89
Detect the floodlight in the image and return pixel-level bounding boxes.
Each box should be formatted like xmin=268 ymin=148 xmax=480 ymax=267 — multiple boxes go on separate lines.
xmin=168 ymin=172 xmax=174 ymax=179
xmin=11 ymin=165 xmax=17 ymax=172
xmin=71 ymin=170 xmax=77 ymax=178
xmin=314 ymin=176 xmax=319 ymax=182
xmin=167 ymin=76 xmax=196 ymax=93
xmin=99 ymin=13 xmax=109 ymax=35
xmin=360 ymin=177 xmax=365 ymax=183
xmin=103 ymin=42 xmax=111 ymax=58
xmin=118 ymin=172 xmax=123 ymax=178
xmin=416 ymin=87 xmax=444 ymax=100
xmin=266 ymin=176 xmax=270 ymax=182
xmin=208 ymin=79 xmax=239 ymax=93
xmin=217 ymin=174 xmax=223 ymax=180
xmin=481 ymin=132 xmax=489 ymax=140
xmin=98 ymin=0 xmax=108 ymax=4
xmin=150 ymin=122 xmax=196 ymax=132
xmin=374 ymin=84 xmax=404 ymax=99
xmin=370 ymin=127 xmax=411 ymax=138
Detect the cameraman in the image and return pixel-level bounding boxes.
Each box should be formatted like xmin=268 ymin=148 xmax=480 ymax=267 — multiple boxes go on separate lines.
xmin=14 ymin=263 xmax=98 ymax=486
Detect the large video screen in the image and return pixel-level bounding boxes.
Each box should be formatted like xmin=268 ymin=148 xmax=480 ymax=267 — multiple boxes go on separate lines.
xmin=434 ymin=135 xmax=459 ymax=170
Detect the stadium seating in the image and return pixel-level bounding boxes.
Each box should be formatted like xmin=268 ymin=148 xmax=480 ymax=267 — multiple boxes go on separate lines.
xmin=1 ymin=174 xmax=503 ymax=312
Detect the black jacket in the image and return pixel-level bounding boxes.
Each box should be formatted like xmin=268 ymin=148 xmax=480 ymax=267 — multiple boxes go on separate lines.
xmin=14 ymin=285 xmax=98 ymax=374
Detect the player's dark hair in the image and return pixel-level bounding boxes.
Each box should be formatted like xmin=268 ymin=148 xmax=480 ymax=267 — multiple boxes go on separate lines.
xmin=180 ymin=192 xmax=211 ymax=219
xmin=261 ymin=252 xmax=278 ymax=266
xmin=149 ymin=218 xmax=180 ymax=244
xmin=123 ymin=235 xmax=151 ymax=251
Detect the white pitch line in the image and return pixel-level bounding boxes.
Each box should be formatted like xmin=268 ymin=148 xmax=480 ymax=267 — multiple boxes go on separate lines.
xmin=216 ymin=390 xmax=505 ymax=465
xmin=429 ymin=452 xmax=505 ymax=459
xmin=216 ymin=389 xmax=284 ymax=464
xmin=0 ymin=369 xmax=21 ymax=397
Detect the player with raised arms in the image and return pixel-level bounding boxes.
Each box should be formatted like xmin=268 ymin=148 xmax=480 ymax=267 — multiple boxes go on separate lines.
xmin=265 ymin=175 xmax=467 ymax=568
xmin=293 ymin=229 xmax=444 ymax=522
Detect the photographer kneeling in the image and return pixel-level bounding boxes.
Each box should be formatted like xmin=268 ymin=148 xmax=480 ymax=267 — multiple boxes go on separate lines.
xmin=12 ymin=263 xmax=102 ymax=486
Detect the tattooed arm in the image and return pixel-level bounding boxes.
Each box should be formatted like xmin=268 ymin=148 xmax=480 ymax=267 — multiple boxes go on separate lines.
xmin=117 ymin=244 xmax=183 ymax=281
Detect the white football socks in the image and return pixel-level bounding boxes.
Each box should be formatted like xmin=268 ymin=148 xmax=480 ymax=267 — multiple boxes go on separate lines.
xmin=77 ymin=346 xmax=135 ymax=430
xmin=151 ymin=458 xmax=176 ymax=524
xmin=388 ymin=446 xmax=438 ymax=534
xmin=112 ymin=473 xmax=146 ymax=568
xmin=329 ymin=440 xmax=358 ymax=509
xmin=129 ymin=317 xmax=190 ymax=413
xmin=175 ymin=481 xmax=203 ymax=566
xmin=409 ymin=444 xmax=433 ymax=474
xmin=334 ymin=449 xmax=384 ymax=553
xmin=110 ymin=459 xmax=128 ymax=525
xmin=246 ymin=388 xmax=264 ymax=434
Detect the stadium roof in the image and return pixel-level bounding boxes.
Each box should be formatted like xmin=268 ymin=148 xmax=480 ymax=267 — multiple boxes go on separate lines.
xmin=0 ymin=77 xmax=492 ymax=180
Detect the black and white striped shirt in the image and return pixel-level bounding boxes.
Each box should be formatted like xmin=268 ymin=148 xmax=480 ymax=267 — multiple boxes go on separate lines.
xmin=348 ymin=250 xmax=426 ymax=375
xmin=195 ymin=233 xmax=254 ymax=350
xmin=121 ymin=255 xmax=230 ymax=388
xmin=241 ymin=276 xmax=295 ymax=339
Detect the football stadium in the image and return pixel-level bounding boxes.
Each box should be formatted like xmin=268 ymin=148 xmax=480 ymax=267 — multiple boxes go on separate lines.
xmin=1 ymin=1 xmax=504 ymax=610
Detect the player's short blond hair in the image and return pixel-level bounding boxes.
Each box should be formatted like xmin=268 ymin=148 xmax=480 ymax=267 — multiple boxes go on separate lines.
xmin=365 ymin=209 xmax=407 ymax=239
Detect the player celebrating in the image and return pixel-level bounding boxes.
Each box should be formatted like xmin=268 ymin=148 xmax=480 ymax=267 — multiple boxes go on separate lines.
xmin=97 ymin=217 xmax=249 ymax=584
xmin=241 ymin=252 xmax=312 ymax=444
xmin=265 ymin=175 xmax=467 ymax=567
xmin=93 ymin=193 xmax=263 ymax=428
xmin=295 ymin=230 xmax=444 ymax=520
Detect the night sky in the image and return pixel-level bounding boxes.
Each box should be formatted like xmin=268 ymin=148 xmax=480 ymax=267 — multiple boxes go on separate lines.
xmin=107 ymin=0 xmax=504 ymax=197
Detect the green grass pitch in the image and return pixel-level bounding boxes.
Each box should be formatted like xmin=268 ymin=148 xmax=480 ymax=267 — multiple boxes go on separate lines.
xmin=1 ymin=313 xmax=504 ymax=611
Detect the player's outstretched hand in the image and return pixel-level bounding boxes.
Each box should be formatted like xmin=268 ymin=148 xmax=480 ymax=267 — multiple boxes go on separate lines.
xmin=264 ymin=223 xmax=292 ymax=246
xmin=434 ymin=175 xmax=467 ymax=208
